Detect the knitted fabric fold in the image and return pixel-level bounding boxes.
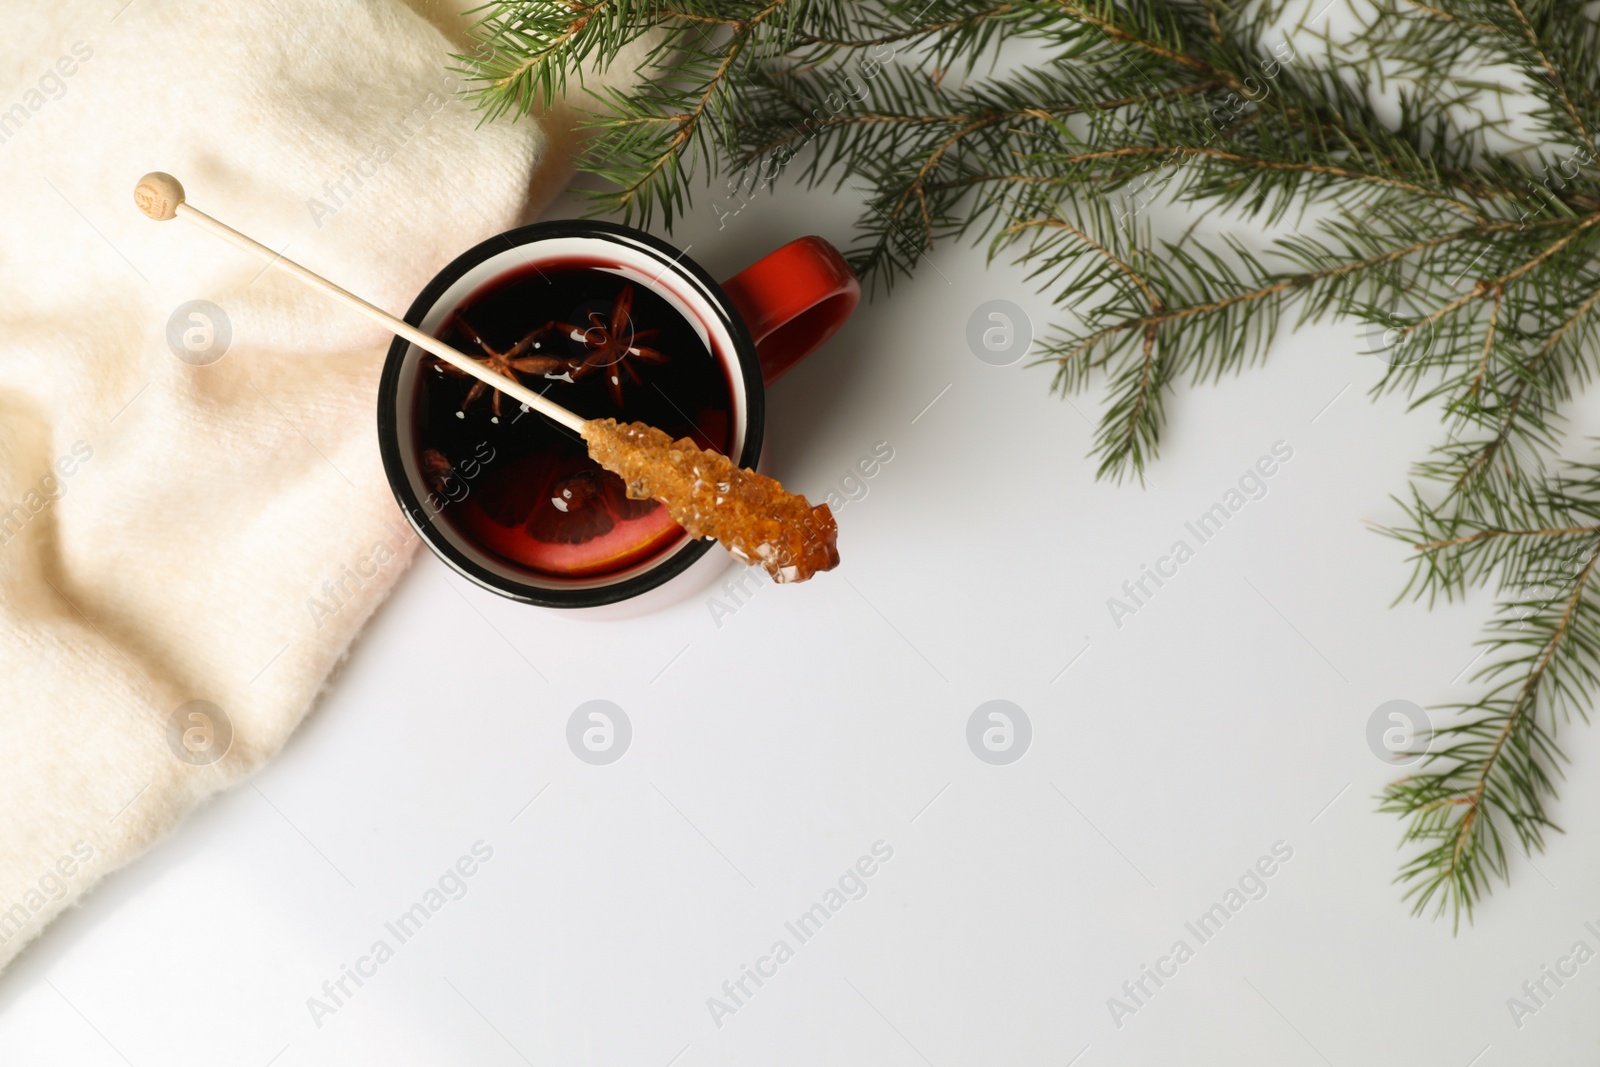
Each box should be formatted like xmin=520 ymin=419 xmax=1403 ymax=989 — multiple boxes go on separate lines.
xmin=0 ymin=0 xmax=602 ymax=975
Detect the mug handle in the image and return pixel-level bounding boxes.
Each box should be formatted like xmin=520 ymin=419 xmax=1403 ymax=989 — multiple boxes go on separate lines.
xmin=719 ymin=236 xmax=861 ymax=386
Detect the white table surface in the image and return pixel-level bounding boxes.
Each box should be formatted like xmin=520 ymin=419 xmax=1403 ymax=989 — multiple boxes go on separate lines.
xmin=5 ymin=91 xmax=1600 ymax=1067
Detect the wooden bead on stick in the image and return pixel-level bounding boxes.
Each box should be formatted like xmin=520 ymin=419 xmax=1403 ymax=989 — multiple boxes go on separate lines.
xmin=134 ymin=172 xmax=185 ymax=221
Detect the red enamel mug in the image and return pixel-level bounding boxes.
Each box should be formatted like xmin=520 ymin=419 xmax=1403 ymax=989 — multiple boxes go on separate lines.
xmin=376 ymin=221 xmax=860 ymax=608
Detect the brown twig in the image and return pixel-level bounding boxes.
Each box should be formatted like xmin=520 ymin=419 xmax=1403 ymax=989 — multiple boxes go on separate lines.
xmin=1415 ymin=526 xmax=1600 ymax=551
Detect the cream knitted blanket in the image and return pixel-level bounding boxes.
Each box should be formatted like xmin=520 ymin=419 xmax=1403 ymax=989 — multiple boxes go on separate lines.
xmin=0 ymin=0 xmax=598 ymax=975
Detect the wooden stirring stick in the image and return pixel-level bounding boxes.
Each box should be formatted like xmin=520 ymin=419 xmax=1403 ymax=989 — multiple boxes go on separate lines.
xmin=133 ymin=172 xmax=840 ymax=583
xmin=133 ymin=173 xmax=585 ymax=434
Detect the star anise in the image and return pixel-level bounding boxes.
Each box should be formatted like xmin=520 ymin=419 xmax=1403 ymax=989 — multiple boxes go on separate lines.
xmin=435 ymin=314 xmax=567 ymax=419
xmin=559 ymin=285 xmax=669 ymax=406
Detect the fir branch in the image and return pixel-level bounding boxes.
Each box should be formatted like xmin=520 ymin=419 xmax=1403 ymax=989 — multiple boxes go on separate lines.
xmin=458 ymin=0 xmax=1600 ymax=924
xmin=1503 ymin=0 xmax=1600 ymax=160
xmin=1380 ymin=491 xmax=1600 ymax=928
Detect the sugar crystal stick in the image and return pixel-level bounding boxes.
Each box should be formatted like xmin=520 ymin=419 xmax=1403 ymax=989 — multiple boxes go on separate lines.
xmin=583 ymin=419 xmax=838 ymax=583
xmin=133 ymin=172 xmax=840 ymax=582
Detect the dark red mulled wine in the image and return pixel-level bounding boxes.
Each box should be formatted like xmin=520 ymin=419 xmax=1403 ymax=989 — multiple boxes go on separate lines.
xmin=411 ymin=260 xmax=734 ymax=580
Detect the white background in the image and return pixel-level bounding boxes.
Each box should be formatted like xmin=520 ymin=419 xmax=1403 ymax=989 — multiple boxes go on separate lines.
xmin=5 ymin=29 xmax=1600 ymax=1067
